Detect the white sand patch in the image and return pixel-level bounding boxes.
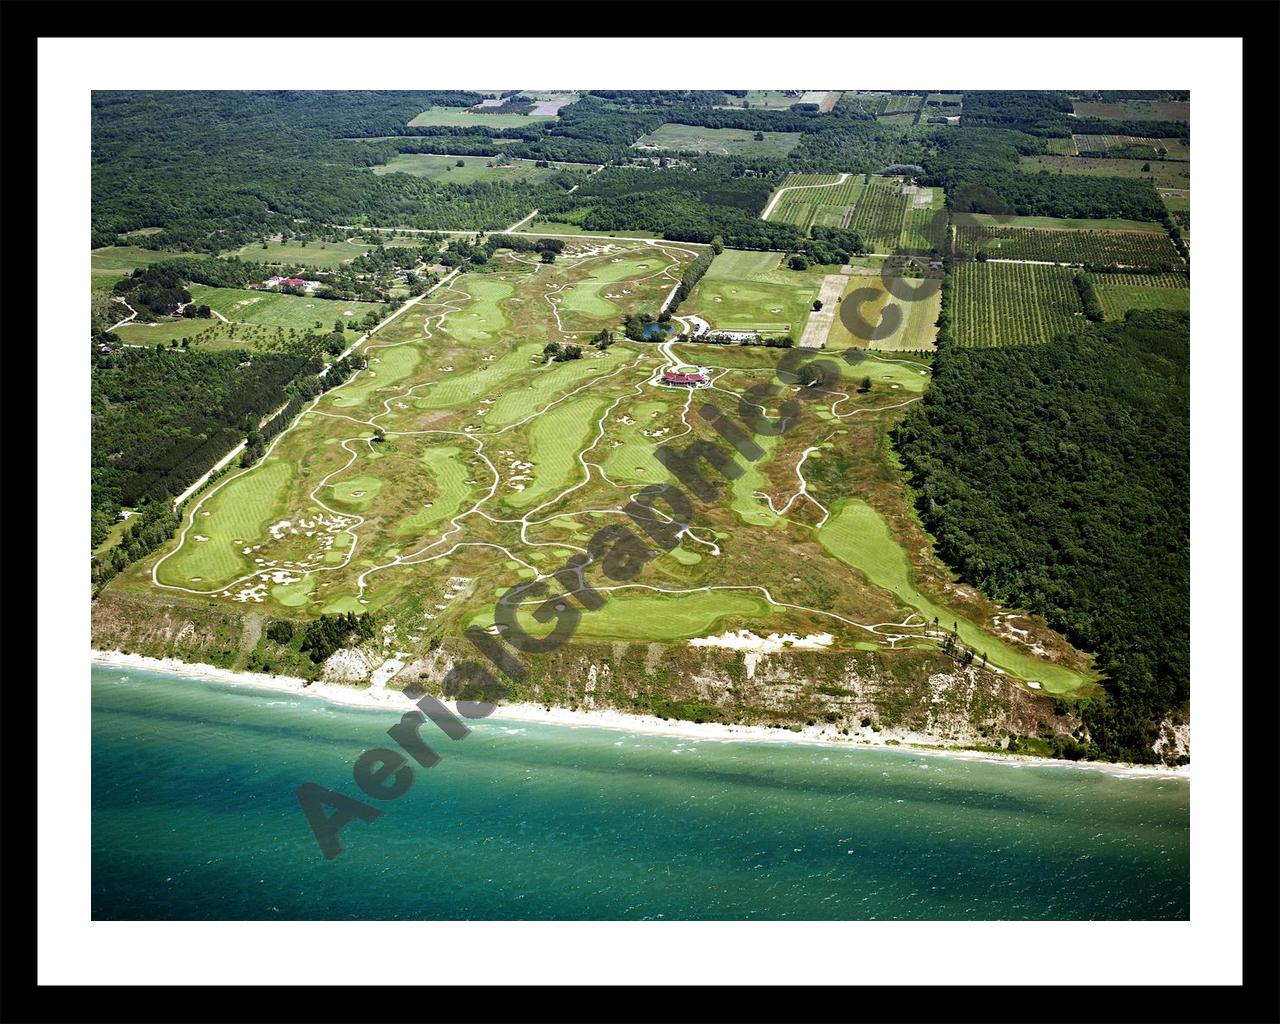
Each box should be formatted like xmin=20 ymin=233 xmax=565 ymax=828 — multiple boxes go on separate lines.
xmin=689 ymin=629 xmax=835 ymax=679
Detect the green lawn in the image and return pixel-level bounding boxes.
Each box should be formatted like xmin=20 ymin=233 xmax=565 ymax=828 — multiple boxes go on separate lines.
xmin=91 ymin=245 xmax=186 ymax=274
xmin=408 ymin=107 xmax=555 ymax=128
xmin=687 ymin=249 xmax=828 ymax=337
xmin=372 ymin=153 xmax=571 ymax=185
xmin=186 ymin=286 xmax=382 ymax=328
xmin=222 ymin=239 xmax=373 ymax=268
xmin=633 ymin=123 xmax=801 ymax=157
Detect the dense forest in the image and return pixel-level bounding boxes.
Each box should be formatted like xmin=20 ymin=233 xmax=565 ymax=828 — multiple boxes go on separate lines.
xmin=892 ymin=310 xmax=1190 ymax=763
xmin=91 ymin=344 xmax=322 ymax=542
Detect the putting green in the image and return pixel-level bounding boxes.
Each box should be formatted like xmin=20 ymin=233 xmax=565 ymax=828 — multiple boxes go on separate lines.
xmin=818 ymin=500 xmax=1088 ymax=692
xmin=324 ymin=473 xmax=384 ymax=512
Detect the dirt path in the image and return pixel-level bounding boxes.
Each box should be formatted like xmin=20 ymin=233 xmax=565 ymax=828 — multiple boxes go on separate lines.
xmin=798 ymin=274 xmax=847 ymax=347
xmin=106 ymin=298 xmax=138 ymax=333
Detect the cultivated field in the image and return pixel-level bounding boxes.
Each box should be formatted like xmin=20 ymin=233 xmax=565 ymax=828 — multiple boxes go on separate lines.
xmin=408 ymin=107 xmax=556 ymax=128
xmin=1093 ymin=272 xmax=1190 ymax=320
xmin=951 ymin=263 xmax=1083 ymax=347
xmin=953 ymin=224 xmax=1182 ymax=267
xmin=849 ymin=176 xmax=912 ymax=252
xmin=763 ymin=174 xmax=864 ymax=228
xmin=633 ymin=123 xmax=802 ymax=157
xmin=1072 ymin=135 xmax=1189 ymax=161
xmin=824 ymin=275 xmax=941 ymax=352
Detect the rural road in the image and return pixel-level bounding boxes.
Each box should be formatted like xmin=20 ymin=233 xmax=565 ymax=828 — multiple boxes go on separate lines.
xmin=760 ymin=172 xmax=850 ymax=221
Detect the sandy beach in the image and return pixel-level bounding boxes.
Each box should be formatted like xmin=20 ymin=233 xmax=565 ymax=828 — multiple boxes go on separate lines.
xmin=91 ymin=649 xmax=1189 ymax=780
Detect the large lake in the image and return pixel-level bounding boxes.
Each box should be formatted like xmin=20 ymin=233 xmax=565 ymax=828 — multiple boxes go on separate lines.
xmin=92 ymin=664 xmax=1189 ymax=920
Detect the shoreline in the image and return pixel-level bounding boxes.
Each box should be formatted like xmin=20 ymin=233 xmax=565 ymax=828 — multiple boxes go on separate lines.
xmin=90 ymin=649 xmax=1189 ymax=780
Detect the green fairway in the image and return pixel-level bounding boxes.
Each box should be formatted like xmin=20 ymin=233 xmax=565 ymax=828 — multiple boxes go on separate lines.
xmin=559 ymin=257 xmax=671 ymax=320
xmin=408 ymin=107 xmax=555 ymax=128
xmin=483 ymin=349 xmax=631 ymax=427
xmin=469 ymin=588 xmax=772 ymax=641
xmin=633 ymin=123 xmax=801 ymax=157
xmin=818 ymin=501 xmax=1088 ymax=692
xmin=413 ymin=342 xmax=542 ymax=412
xmin=331 ymin=343 xmax=423 ymax=408
xmin=186 ymin=285 xmax=381 ymax=328
xmin=157 ymin=459 xmax=295 ymax=588
xmin=395 ymin=447 xmax=472 ymax=538
xmin=503 ymin=395 xmax=607 ymax=510
xmin=372 ymin=153 xmax=567 ymax=184
xmin=441 ymin=277 xmax=515 ymax=342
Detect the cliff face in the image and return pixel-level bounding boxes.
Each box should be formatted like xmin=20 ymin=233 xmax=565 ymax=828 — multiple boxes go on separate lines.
xmin=93 ymin=589 xmax=1077 ymax=753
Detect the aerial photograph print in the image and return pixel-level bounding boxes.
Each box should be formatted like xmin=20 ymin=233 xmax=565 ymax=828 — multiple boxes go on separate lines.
xmin=87 ymin=82 xmax=1196 ymax=925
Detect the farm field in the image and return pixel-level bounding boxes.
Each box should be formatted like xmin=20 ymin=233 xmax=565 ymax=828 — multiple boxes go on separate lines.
xmin=633 ymin=123 xmax=802 ymax=157
xmin=953 ymin=224 xmax=1182 ymax=267
xmin=849 ymin=176 xmax=912 ymax=252
xmin=110 ymin=319 xmax=350 ymax=352
xmin=764 ymin=174 xmax=864 ymax=229
xmin=1072 ymin=100 xmax=1190 ymax=121
xmin=408 ymin=106 xmax=555 ymax=128
xmin=959 ymin=213 xmax=1166 ymax=233
xmin=731 ymin=90 xmax=803 ymax=109
xmin=824 ymin=275 xmax=941 ymax=353
xmin=1018 ymin=154 xmax=1190 ymax=190
xmin=1093 ymin=272 xmax=1190 ymax=320
xmin=1072 ymin=135 xmax=1189 ymax=161
xmin=185 ymin=286 xmax=383 ymax=328
xmin=221 ymin=239 xmax=373 ymax=267
xmin=371 ymin=153 xmax=573 ymax=184
xmin=951 ymin=263 xmax=1083 ymax=347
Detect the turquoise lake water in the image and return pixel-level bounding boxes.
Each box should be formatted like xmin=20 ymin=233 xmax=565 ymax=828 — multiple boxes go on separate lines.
xmin=91 ymin=665 xmax=1189 ymax=920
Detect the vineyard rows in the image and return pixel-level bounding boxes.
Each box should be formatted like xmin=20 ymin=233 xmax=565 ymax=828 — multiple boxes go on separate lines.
xmin=850 ymin=177 xmax=910 ymax=251
xmin=952 ymin=263 xmax=1084 ymax=347
xmin=953 ymin=224 xmax=1181 ymax=267
xmin=768 ymin=176 xmax=866 ymax=229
